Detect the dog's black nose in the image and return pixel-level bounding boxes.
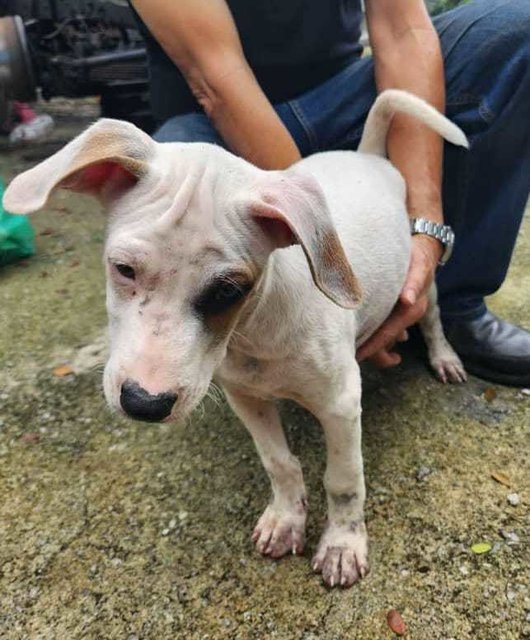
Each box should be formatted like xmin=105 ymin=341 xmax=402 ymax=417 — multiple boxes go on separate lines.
xmin=120 ymin=380 xmax=177 ymax=422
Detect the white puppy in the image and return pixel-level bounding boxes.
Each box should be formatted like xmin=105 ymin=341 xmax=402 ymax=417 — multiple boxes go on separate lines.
xmin=4 ymin=90 xmax=467 ymax=588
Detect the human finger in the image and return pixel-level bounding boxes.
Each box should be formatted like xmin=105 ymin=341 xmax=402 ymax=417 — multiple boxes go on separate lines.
xmin=369 ymin=348 xmax=402 ymax=369
xmin=401 ymin=236 xmax=438 ymax=306
xmin=357 ymin=298 xmax=427 ymax=361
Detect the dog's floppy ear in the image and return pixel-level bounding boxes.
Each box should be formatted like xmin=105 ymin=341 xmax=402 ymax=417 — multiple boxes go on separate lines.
xmin=246 ymin=170 xmax=361 ymax=309
xmin=3 ymin=118 xmax=155 ymax=214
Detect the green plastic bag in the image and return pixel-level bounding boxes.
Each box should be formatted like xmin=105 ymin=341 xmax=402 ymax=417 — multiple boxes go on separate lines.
xmin=0 ymin=177 xmax=35 ymax=267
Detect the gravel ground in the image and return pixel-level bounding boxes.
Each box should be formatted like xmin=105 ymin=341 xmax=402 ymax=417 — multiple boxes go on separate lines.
xmin=0 ymin=101 xmax=528 ymax=640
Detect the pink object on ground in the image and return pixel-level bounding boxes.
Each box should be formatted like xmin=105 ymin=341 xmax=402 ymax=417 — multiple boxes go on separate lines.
xmin=13 ymin=101 xmax=38 ymax=124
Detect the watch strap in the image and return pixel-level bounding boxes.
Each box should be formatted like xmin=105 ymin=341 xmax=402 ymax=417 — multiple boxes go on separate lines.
xmin=409 ymin=217 xmax=455 ymax=265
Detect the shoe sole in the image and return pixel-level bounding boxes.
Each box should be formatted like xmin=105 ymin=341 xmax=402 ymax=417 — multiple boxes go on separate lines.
xmin=462 ymin=360 xmax=530 ymax=388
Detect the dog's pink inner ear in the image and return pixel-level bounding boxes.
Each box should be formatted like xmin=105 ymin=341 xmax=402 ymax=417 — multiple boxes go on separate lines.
xmin=252 ymin=201 xmax=296 ymax=247
xmin=61 ymin=161 xmax=138 ymax=194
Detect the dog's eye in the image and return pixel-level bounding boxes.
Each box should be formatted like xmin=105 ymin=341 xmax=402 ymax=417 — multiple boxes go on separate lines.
xmin=115 ymin=263 xmax=136 ymax=280
xmin=195 ymin=279 xmax=252 ymax=316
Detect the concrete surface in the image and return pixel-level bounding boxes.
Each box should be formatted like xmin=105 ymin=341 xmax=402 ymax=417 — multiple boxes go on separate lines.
xmin=0 ymin=102 xmax=528 ymax=640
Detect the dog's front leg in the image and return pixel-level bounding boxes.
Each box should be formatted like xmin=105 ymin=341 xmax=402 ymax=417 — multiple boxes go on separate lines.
xmin=308 ymin=365 xmax=369 ymax=587
xmin=224 ymin=388 xmax=307 ymax=558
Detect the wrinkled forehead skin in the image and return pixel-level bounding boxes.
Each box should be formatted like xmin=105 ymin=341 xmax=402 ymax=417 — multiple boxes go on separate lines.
xmin=107 ymin=144 xmax=261 ymax=285
xmin=102 ymin=143 xmax=267 ymax=421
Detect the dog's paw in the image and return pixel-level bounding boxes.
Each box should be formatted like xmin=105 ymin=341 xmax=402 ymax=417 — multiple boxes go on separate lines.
xmin=252 ymin=503 xmax=306 ymax=558
xmin=431 ymin=351 xmax=467 ymax=384
xmin=312 ymin=522 xmax=369 ymax=588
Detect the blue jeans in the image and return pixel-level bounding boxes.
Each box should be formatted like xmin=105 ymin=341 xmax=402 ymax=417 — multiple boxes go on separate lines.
xmin=154 ymin=0 xmax=530 ymax=321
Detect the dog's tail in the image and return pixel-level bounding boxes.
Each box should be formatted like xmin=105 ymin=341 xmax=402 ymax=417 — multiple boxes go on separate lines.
xmin=358 ymin=89 xmax=468 ymax=156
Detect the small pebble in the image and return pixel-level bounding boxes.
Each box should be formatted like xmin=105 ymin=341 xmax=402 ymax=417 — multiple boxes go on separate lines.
xmin=521 ymin=388 xmax=530 ymax=396
xmin=491 ymin=542 xmax=502 ymax=554
xmin=416 ymin=465 xmax=432 ymax=481
xmin=507 ymin=493 xmax=520 ymax=507
xmin=161 ymin=528 xmax=170 ymax=536
xmin=499 ymin=529 xmax=520 ymax=545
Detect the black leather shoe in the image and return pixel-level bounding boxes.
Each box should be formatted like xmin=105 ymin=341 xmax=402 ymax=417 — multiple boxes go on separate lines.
xmin=443 ymin=310 xmax=530 ymax=387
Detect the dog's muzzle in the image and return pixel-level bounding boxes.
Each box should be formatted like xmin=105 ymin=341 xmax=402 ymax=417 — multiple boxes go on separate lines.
xmin=120 ymin=380 xmax=177 ymax=422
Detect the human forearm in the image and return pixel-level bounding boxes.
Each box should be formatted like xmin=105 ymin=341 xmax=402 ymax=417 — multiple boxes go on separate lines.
xmin=131 ymin=0 xmax=300 ymax=170
xmin=367 ymin=2 xmax=445 ymax=230
xmin=186 ymin=61 xmax=301 ymax=170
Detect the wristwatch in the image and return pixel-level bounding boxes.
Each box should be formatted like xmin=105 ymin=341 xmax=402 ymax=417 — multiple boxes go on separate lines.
xmin=409 ymin=217 xmax=455 ymax=266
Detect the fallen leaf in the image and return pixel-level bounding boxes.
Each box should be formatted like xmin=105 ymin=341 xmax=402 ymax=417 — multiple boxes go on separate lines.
xmin=53 ymin=364 xmax=74 ymax=377
xmin=484 ymin=387 xmax=497 ymax=402
xmin=21 ymin=432 xmax=40 ymax=444
xmin=491 ymin=471 xmax=511 ymax=487
xmin=386 ymin=609 xmax=407 ymax=636
xmin=52 ymin=205 xmax=70 ymax=213
xmin=39 ymin=228 xmax=55 ymax=236
xmin=471 ymin=542 xmax=492 ymax=554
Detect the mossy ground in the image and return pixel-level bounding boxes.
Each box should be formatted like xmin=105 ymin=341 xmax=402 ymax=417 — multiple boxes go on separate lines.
xmin=0 ymin=102 xmax=528 ymax=639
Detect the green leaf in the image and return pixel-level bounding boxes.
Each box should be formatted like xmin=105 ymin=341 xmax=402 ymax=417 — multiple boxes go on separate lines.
xmin=471 ymin=542 xmax=492 ymax=555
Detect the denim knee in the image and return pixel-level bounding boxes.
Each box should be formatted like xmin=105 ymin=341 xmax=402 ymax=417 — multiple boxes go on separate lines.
xmin=153 ymin=112 xmax=224 ymax=145
xmin=492 ymin=0 xmax=530 ymax=42
xmin=482 ymin=1 xmax=530 ymax=117
xmin=438 ymin=0 xmax=530 ymax=127
xmin=473 ymin=0 xmax=530 ymax=59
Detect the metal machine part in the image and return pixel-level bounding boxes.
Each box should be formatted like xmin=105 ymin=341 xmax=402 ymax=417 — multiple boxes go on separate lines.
xmin=0 ymin=15 xmax=35 ymax=101
xmin=0 ymin=1 xmax=153 ymax=132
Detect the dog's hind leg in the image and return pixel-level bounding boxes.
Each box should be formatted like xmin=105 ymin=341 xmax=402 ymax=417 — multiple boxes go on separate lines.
xmin=308 ymin=361 xmax=369 ymax=588
xmin=420 ymin=284 xmax=467 ymax=383
xmin=224 ymin=388 xmax=307 ymax=558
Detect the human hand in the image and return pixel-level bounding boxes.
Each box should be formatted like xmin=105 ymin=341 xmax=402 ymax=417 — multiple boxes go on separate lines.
xmin=356 ymin=234 xmax=442 ymax=368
